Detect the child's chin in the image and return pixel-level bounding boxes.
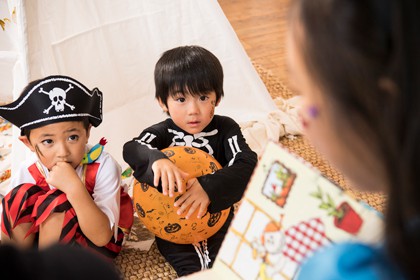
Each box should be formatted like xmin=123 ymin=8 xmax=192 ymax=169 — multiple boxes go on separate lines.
xmin=70 ymin=162 xmax=80 ymax=169
xmin=185 ymin=128 xmax=202 ymax=134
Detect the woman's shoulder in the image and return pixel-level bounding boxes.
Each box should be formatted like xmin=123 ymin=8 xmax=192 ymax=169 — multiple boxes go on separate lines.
xmin=297 ymin=242 xmax=405 ymax=280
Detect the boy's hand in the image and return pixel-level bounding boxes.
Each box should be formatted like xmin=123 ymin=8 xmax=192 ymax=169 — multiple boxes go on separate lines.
xmin=152 ymin=158 xmax=189 ymax=197
xmin=174 ymin=178 xmax=210 ymax=219
xmin=47 ymin=161 xmax=113 ymax=246
xmin=46 ymin=161 xmax=84 ymax=194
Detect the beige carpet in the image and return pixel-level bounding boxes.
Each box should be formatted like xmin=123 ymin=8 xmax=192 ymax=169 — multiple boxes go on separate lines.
xmin=113 ymin=63 xmax=387 ymax=279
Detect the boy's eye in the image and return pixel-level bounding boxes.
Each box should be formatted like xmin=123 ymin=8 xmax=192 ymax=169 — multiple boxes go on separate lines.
xmin=41 ymin=139 xmax=53 ymax=145
xmin=199 ymin=96 xmax=209 ymax=101
xmin=176 ymin=97 xmax=186 ymax=103
xmin=68 ymin=135 xmax=79 ymax=141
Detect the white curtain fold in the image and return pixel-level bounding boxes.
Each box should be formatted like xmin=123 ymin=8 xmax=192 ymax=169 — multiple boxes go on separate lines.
xmin=1 ymin=0 xmax=301 ymax=169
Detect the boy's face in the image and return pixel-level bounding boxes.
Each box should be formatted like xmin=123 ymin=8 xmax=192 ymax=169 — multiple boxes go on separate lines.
xmin=19 ymin=121 xmax=91 ymax=170
xmin=159 ymin=91 xmax=219 ymax=134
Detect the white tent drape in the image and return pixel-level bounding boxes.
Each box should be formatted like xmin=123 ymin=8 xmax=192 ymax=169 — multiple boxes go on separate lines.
xmin=1 ymin=0 xmax=301 ymax=171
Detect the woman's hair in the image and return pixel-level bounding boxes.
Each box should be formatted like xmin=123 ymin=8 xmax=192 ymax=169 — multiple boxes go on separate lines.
xmin=291 ymin=0 xmax=419 ymax=277
xmin=154 ymin=45 xmax=224 ymax=107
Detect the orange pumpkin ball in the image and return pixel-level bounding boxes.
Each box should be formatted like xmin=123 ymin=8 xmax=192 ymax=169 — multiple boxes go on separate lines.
xmin=133 ymin=146 xmax=230 ymax=244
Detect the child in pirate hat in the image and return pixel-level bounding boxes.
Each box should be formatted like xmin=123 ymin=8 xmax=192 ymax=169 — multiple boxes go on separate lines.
xmin=0 ymin=75 xmax=133 ymax=259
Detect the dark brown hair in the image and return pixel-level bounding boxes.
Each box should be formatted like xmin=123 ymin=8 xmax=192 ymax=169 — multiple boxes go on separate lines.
xmin=291 ymin=0 xmax=420 ymax=277
xmin=154 ymin=45 xmax=224 ymax=107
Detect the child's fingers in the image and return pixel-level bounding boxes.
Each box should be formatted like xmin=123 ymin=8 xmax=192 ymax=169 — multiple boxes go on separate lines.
xmin=175 ymin=193 xmax=193 ymax=216
xmin=184 ymin=200 xmax=208 ymax=219
xmin=185 ymin=201 xmax=199 ymax=220
xmin=174 ymin=191 xmax=188 ymax=208
xmin=196 ymin=203 xmax=208 ymax=219
xmin=175 ymin=170 xmax=190 ymax=193
xmin=167 ymin=172 xmax=176 ymax=197
xmin=153 ymin=169 xmax=161 ymax=187
xmin=160 ymin=172 xmax=168 ymax=196
xmin=176 ymin=203 xmax=188 ymax=216
xmin=175 ymin=174 xmax=185 ymax=194
xmin=179 ymin=176 xmax=192 ymax=193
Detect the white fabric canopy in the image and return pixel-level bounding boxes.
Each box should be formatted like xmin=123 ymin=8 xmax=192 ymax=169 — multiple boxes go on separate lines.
xmin=0 ymin=0 xmax=301 ymax=171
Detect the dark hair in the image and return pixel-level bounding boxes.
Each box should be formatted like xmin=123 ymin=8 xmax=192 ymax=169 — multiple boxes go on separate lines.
xmin=291 ymin=0 xmax=420 ymax=277
xmin=154 ymin=45 xmax=224 ymax=107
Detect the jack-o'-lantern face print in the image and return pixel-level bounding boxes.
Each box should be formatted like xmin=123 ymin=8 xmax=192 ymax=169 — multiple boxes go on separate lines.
xmin=141 ymin=182 xmax=149 ymax=192
xmin=208 ymin=212 xmax=222 ymax=227
xmin=136 ymin=203 xmax=146 ymax=218
xmin=163 ymin=150 xmax=175 ymax=157
xmin=209 ymin=162 xmax=218 ymax=173
xmin=184 ymin=147 xmax=196 ymax=154
xmin=164 ymin=223 xmax=182 ymax=233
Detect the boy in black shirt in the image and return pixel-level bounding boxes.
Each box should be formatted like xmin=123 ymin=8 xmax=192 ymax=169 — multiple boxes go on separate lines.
xmin=123 ymin=45 xmax=257 ymax=276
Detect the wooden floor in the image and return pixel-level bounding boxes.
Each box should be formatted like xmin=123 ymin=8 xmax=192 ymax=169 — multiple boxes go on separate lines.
xmin=218 ymin=0 xmax=291 ymax=85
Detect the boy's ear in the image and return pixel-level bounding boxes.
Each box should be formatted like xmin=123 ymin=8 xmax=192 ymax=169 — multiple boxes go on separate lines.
xmin=19 ymin=136 xmax=35 ymax=152
xmin=158 ymin=98 xmax=168 ymax=112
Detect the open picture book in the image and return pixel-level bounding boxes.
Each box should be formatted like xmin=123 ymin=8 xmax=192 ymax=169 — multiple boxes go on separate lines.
xmin=181 ymin=141 xmax=384 ymax=280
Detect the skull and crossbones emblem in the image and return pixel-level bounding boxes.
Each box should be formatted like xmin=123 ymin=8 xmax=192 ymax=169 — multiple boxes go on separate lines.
xmin=40 ymin=84 xmax=75 ymax=114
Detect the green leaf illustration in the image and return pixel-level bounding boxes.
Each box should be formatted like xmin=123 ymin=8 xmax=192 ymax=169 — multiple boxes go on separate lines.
xmin=311 ymin=185 xmax=341 ymax=218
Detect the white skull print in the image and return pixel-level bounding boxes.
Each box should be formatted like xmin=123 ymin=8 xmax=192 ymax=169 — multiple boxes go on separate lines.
xmin=40 ymin=84 xmax=76 ymax=114
xmin=168 ymin=128 xmax=218 ymax=155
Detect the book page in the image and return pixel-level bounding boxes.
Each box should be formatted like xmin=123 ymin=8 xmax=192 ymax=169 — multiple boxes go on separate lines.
xmin=182 ymin=141 xmax=384 ymax=280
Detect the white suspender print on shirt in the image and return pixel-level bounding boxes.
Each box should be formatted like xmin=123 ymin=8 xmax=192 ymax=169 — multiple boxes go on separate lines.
xmin=228 ymin=135 xmax=241 ymax=167
xmin=136 ymin=132 xmax=157 ymax=149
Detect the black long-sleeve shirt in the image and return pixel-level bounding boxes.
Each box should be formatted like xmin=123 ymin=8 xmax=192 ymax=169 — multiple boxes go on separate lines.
xmin=123 ymin=115 xmax=257 ymax=212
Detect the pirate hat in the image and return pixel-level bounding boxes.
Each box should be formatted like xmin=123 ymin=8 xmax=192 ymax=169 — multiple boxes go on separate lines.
xmin=0 ymin=75 xmax=102 ymax=131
